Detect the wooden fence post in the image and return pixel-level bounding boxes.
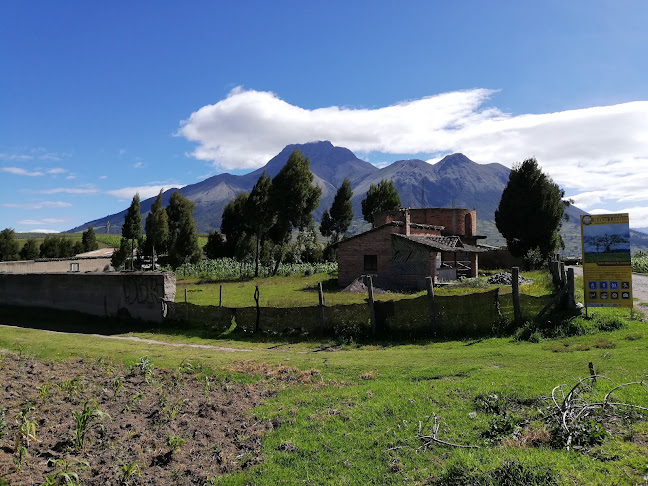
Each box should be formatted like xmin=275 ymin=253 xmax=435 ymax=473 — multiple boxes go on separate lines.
xmin=560 ymin=262 xmax=566 ymax=288
xmin=366 ymin=276 xmax=376 ymax=336
xmin=512 ymin=267 xmax=522 ymax=323
xmin=566 ymin=268 xmax=576 ymax=309
xmin=426 ymin=276 xmax=437 ymax=332
xmin=318 ymin=281 xmax=326 ymax=332
xmin=254 ymin=285 xmax=260 ymax=333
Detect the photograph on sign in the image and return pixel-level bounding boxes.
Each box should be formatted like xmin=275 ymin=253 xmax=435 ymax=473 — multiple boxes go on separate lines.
xmin=582 ymin=223 xmax=631 ymax=264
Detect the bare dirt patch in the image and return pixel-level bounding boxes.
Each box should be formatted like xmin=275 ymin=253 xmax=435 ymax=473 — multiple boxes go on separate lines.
xmin=0 ymin=351 xmax=274 ymax=485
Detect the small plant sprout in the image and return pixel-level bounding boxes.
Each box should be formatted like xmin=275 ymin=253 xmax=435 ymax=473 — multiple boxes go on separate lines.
xmin=133 ymin=356 xmax=154 ymax=382
xmin=71 ymin=400 xmax=111 ymax=450
xmin=61 ymin=376 xmax=85 ymax=402
xmin=122 ymin=391 xmax=144 ymax=413
xmin=166 ymin=435 xmax=185 ymax=454
xmin=0 ymin=408 xmax=7 ymax=439
xmin=43 ymin=458 xmax=88 ymax=486
xmin=115 ymin=459 xmax=142 ymax=485
xmin=15 ymin=410 xmax=40 ymax=450
xmin=112 ymin=376 xmax=123 ymax=397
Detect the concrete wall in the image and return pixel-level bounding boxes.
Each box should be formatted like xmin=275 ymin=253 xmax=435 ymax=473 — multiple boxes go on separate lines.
xmin=0 ymin=257 xmax=113 ymax=274
xmin=0 ymin=272 xmax=176 ymax=323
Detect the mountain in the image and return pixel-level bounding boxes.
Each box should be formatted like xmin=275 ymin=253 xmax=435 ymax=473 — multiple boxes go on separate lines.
xmin=69 ymin=141 xmax=648 ymax=257
xmin=68 ymin=141 xmax=377 ymax=234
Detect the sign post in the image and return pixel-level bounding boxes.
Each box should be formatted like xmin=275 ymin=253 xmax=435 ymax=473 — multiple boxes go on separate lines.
xmin=580 ymin=213 xmax=633 ymax=313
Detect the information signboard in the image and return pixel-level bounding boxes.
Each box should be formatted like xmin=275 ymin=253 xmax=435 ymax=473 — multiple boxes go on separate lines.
xmin=581 ymin=213 xmax=633 ymax=308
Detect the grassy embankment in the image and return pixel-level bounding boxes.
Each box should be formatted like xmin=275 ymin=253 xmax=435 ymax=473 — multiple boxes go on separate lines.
xmin=0 ymin=271 xmax=646 ymax=484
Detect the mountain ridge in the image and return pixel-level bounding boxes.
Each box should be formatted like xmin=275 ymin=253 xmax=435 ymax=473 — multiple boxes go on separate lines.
xmin=68 ymin=141 xmax=648 ymax=256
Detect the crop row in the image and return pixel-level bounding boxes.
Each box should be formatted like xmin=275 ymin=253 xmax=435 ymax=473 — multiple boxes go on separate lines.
xmin=167 ymin=257 xmax=337 ymax=279
xmin=632 ymin=255 xmax=648 ymax=273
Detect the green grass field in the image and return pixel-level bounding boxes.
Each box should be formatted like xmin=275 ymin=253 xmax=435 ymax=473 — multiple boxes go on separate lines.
xmin=0 ymin=271 xmax=646 ymax=484
xmin=175 ymin=270 xmax=555 ymax=307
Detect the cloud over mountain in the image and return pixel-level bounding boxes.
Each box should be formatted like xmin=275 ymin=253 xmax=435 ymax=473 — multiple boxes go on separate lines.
xmin=178 ymin=88 xmax=648 ymax=226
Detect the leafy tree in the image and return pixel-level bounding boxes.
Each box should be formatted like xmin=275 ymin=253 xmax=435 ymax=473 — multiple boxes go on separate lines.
xmin=111 ymin=237 xmax=131 ymax=270
xmin=166 ymin=191 xmax=201 ymax=266
xmin=81 ymin=227 xmax=99 ymax=252
xmin=320 ymin=178 xmax=353 ymax=244
xmin=19 ymin=238 xmax=39 ymax=260
xmin=39 ymin=235 xmax=60 ymax=258
xmin=245 ymin=172 xmax=275 ymax=276
xmin=144 ymin=190 xmax=169 ymax=270
xmin=203 ymin=230 xmax=228 ymax=259
xmin=221 ymin=192 xmax=250 ymax=257
xmin=0 ymin=228 xmax=20 ymax=261
xmin=495 ymin=158 xmax=566 ymax=259
xmin=361 ymin=179 xmax=401 ymax=225
xmin=268 ymin=149 xmax=322 ymax=272
xmin=122 ymin=193 xmax=142 ymax=270
xmin=58 ymin=238 xmax=75 ymax=258
xmin=72 ymin=241 xmax=84 ymax=255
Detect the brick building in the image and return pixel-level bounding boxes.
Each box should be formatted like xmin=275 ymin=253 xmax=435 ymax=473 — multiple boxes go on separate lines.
xmin=337 ymin=208 xmax=487 ymax=289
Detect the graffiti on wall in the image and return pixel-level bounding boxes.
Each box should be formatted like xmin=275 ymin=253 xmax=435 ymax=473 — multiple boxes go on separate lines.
xmin=123 ymin=276 xmax=163 ymax=305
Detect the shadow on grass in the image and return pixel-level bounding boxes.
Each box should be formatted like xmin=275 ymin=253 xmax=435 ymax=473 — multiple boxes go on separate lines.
xmin=0 ymin=305 xmax=160 ymax=336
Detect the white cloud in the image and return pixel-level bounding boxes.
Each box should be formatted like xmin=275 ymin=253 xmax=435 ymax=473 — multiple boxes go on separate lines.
xmin=590 ymin=206 xmax=648 ymax=229
xmin=18 ymin=218 xmax=65 ymax=225
xmin=0 ymin=153 xmax=33 ymax=161
xmin=133 ymin=161 xmax=145 ymax=169
xmin=2 ymin=201 xmax=72 ymax=210
xmin=47 ymin=168 xmax=67 ymax=175
xmin=179 ymin=87 xmax=648 ymax=227
xmin=25 ymin=229 xmax=60 ymax=233
xmin=35 ymin=186 xmax=98 ymax=195
xmin=2 ymin=167 xmax=44 ymax=176
xmin=105 ymin=185 xmax=184 ymax=200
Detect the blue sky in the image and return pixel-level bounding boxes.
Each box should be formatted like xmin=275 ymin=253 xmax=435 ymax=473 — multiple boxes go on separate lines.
xmin=2 ymin=1 xmax=648 ymax=232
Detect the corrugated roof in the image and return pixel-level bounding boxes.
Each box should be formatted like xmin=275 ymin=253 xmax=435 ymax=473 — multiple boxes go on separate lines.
xmin=393 ymin=234 xmax=488 ymax=253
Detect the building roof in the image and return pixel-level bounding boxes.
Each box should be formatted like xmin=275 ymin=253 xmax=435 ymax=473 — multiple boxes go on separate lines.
xmin=75 ymin=248 xmax=115 ymax=258
xmin=393 ymin=234 xmax=488 ymax=253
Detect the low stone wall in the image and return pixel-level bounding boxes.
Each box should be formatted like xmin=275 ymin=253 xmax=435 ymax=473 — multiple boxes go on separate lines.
xmin=0 ymin=272 xmax=176 ymax=323
xmin=0 ymin=257 xmax=112 ymax=274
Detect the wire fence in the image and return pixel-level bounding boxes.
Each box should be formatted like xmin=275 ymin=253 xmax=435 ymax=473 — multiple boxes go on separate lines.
xmin=165 ymin=287 xmax=554 ymax=340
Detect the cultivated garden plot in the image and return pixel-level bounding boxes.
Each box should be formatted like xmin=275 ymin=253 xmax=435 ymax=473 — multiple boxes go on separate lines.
xmin=0 ymin=352 xmax=287 ymax=485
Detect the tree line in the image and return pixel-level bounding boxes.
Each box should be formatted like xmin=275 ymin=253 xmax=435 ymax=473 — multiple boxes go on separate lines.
xmin=0 ymin=227 xmax=99 ymax=261
xmin=110 ymin=189 xmax=201 ymax=270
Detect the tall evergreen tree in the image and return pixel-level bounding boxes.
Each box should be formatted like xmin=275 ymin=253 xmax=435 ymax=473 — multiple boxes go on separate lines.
xmin=166 ymin=191 xmax=201 ymax=266
xmin=244 ymin=172 xmax=275 ymax=276
xmin=268 ymin=149 xmax=322 ymax=271
xmin=0 ymin=228 xmax=20 ymax=261
xmin=111 ymin=238 xmax=131 ymax=270
xmin=320 ymin=178 xmax=353 ymax=243
xmin=221 ymin=192 xmax=250 ymax=257
xmin=361 ymin=179 xmax=401 ymax=225
xmin=19 ymin=238 xmax=39 ymax=260
xmin=122 ymin=193 xmax=142 ymax=269
xmin=495 ymin=158 xmax=566 ymax=259
xmin=145 ymin=190 xmax=169 ymax=270
xmin=81 ymin=226 xmax=99 ymax=252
